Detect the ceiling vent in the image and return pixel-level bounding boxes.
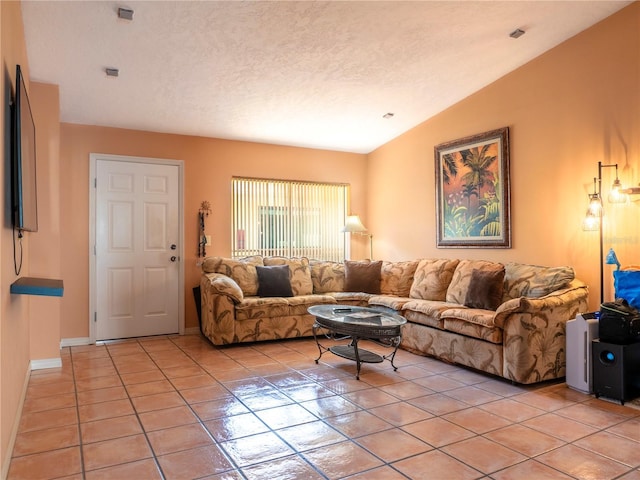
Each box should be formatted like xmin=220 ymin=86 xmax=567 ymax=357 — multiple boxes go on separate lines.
xmin=118 ymin=7 xmax=134 ymax=20
xmin=510 ymin=29 xmax=525 ymax=39
xmin=105 ymin=68 xmax=119 ymax=77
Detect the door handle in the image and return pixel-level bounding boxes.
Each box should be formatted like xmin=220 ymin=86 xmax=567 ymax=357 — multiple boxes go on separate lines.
xmin=170 ymin=244 xmax=177 ymax=250
xmin=170 ymin=256 xmax=177 ymax=262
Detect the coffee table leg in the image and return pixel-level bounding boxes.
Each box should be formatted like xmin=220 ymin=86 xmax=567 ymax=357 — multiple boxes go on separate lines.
xmin=383 ymin=336 xmax=402 ymax=371
xmin=312 ymin=323 xmax=324 ymax=364
xmin=351 ymin=337 xmax=362 ymax=380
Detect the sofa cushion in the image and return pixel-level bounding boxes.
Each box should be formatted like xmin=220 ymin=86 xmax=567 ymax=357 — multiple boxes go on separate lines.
xmin=403 ymin=299 xmax=460 ymax=321
xmin=443 ymin=317 xmax=503 ymax=344
xmin=446 ymin=260 xmax=504 ymax=305
xmin=286 ymin=294 xmax=337 ymax=315
xmin=463 ymin=266 xmax=505 ymax=310
xmin=310 ymin=260 xmax=345 ymax=293
xmin=202 ymin=256 xmax=263 ymax=296
xmin=235 ymin=297 xmax=290 ymax=320
xmin=442 ymin=307 xmax=497 ymax=327
xmin=380 ymin=261 xmax=419 ymax=297
xmin=264 ymin=256 xmax=313 ymax=296
xmin=402 ymin=310 xmax=445 ymax=329
xmin=410 ymin=259 xmax=460 ymax=301
xmin=503 ymin=263 xmax=575 ymax=300
xmin=442 ymin=306 xmax=503 ymax=344
xmin=329 ymin=292 xmax=374 ymax=304
xmin=344 ymin=260 xmax=382 ymax=294
xmin=256 ymin=265 xmax=294 ymax=297
xmin=368 ymin=295 xmax=413 ymax=311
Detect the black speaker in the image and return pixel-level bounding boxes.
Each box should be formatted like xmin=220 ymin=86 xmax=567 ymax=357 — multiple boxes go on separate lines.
xmin=592 ymin=340 xmax=640 ymax=404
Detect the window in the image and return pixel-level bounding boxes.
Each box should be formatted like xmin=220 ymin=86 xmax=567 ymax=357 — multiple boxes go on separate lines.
xmin=232 ymin=177 xmax=349 ymax=261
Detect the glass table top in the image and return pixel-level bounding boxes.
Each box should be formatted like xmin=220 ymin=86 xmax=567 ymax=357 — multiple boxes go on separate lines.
xmin=308 ymin=305 xmax=406 ymax=328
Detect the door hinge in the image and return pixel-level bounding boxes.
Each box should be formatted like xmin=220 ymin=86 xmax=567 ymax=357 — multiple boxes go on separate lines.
xmin=94 ymin=178 xmax=97 ymax=188
xmin=94 ymin=312 xmax=97 ymax=323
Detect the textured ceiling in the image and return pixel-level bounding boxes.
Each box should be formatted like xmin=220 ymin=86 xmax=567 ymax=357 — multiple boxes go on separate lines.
xmin=21 ymin=1 xmax=631 ymax=154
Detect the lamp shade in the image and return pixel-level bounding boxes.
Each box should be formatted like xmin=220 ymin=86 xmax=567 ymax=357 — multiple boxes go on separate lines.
xmin=608 ymin=178 xmax=628 ymax=204
xmin=342 ymin=215 xmax=367 ymax=233
xmin=606 ymin=248 xmax=621 ymax=269
xmin=587 ymin=193 xmax=602 ymax=216
xmin=582 ymin=209 xmax=600 ymax=231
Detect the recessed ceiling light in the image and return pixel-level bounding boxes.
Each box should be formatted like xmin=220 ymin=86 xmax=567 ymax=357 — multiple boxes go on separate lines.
xmin=510 ymin=28 xmax=525 ymax=39
xmin=383 ymin=113 xmax=394 ymax=119
xmin=105 ymin=67 xmax=119 ymax=77
xmin=118 ymin=7 xmax=134 ymax=20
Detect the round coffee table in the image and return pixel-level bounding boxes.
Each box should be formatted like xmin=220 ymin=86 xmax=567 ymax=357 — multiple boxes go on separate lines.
xmin=308 ymin=305 xmax=407 ymax=379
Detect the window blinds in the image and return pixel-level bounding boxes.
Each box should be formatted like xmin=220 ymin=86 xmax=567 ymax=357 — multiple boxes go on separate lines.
xmin=232 ymin=177 xmax=348 ymax=261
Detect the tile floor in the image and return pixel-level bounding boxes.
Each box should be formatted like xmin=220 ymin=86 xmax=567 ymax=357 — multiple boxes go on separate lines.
xmin=7 ymin=334 xmax=640 ymax=480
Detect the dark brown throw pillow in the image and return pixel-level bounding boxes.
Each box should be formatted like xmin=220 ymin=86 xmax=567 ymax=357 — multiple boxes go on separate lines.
xmin=256 ymin=265 xmax=293 ymax=297
xmin=464 ymin=267 xmax=506 ymax=310
xmin=344 ymin=260 xmax=382 ymax=294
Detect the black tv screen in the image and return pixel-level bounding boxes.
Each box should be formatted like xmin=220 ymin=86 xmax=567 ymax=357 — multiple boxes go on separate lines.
xmin=12 ymin=64 xmax=38 ymax=233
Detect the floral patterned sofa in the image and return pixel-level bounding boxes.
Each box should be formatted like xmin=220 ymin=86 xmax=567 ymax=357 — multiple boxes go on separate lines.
xmin=199 ymin=256 xmax=588 ymax=384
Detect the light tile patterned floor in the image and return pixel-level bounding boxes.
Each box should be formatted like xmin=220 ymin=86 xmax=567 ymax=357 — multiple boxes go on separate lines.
xmin=7 ymin=335 xmax=640 ymax=479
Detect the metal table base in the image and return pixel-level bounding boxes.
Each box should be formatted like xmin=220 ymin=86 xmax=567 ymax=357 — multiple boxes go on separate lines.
xmin=313 ymin=325 xmax=402 ymax=380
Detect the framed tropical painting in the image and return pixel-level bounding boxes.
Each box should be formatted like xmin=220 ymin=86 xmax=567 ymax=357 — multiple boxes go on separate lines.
xmin=434 ymin=127 xmax=511 ymax=248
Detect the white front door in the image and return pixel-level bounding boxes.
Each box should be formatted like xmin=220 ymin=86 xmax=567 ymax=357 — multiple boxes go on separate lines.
xmin=95 ymin=157 xmax=181 ymax=340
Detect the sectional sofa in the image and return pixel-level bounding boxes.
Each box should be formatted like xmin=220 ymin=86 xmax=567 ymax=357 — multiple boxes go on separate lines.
xmin=199 ymin=256 xmax=588 ymax=384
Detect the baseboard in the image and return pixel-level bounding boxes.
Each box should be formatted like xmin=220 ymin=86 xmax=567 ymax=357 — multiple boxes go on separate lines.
xmin=60 ymin=332 xmax=198 ymax=349
xmin=1 ymin=367 xmax=30 ymax=480
xmin=30 ymin=358 xmax=63 ymax=370
xmin=60 ymin=337 xmax=92 ymax=348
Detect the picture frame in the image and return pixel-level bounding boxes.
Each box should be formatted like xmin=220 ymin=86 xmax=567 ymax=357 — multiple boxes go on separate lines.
xmin=434 ymin=127 xmax=511 ymax=248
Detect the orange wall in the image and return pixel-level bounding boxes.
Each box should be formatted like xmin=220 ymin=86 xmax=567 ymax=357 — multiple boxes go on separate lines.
xmin=1 ymin=0 xmax=32 ymax=473
xmin=368 ymin=3 xmax=639 ymax=310
xmin=59 ymin=127 xmax=367 ymax=338
xmin=29 ymin=82 xmax=61 ymax=361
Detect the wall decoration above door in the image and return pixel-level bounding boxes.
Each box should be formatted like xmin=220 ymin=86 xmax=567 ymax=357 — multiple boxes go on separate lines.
xmin=198 ymin=200 xmax=211 ymax=257
xmin=435 ymin=127 xmax=511 ymax=248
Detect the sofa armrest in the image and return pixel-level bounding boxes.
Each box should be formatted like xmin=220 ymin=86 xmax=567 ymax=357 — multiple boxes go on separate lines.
xmin=493 ymin=280 xmax=587 ymax=328
xmin=496 ymin=279 xmax=589 ymax=384
xmin=202 ymin=272 xmax=244 ymax=303
xmin=493 ymin=297 xmax=524 ymax=327
xmin=200 ymin=273 xmax=241 ymax=345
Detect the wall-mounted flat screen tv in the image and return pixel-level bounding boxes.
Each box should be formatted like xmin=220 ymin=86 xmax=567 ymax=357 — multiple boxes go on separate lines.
xmin=12 ymin=64 xmax=38 ymax=233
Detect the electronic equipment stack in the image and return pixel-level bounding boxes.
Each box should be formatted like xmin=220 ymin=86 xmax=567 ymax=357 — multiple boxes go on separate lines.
xmin=592 ymin=299 xmax=640 ymax=404
xmin=566 ymin=312 xmax=599 ymax=394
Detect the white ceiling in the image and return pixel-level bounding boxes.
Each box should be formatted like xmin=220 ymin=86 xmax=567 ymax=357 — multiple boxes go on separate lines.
xmin=21 ymin=1 xmax=631 ymax=154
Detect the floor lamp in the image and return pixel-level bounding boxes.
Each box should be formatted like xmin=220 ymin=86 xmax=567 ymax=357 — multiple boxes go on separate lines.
xmin=582 ymin=161 xmax=627 ymax=304
xmin=342 ymin=215 xmax=373 ymax=260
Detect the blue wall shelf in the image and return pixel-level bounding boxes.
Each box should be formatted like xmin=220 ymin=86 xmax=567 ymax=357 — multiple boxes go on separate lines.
xmin=10 ymin=277 xmax=64 ymax=297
